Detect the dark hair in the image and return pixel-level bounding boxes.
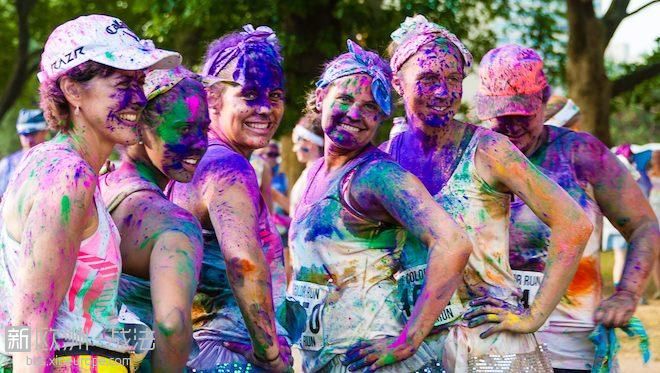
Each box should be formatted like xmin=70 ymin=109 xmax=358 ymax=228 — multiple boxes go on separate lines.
xmin=39 ymin=61 xmax=116 ymax=131
xmin=297 ymin=112 xmax=323 ymax=138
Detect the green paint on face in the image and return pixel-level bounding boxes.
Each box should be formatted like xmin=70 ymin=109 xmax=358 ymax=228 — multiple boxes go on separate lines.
xmin=155 ymin=98 xmax=191 ymax=144
xmin=105 ymin=51 xmax=115 ymax=60
xmin=61 ymin=195 xmax=71 ymax=225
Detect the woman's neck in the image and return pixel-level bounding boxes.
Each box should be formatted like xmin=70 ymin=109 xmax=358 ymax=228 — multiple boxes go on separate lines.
xmin=406 ymin=115 xmax=467 ymax=152
xmin=209 ymin=126 xmax=252 ymax=159
xmin=124 ymin=145 xmax=170 ymax=190
xmin=323 ymin=143 xmax=369 ymax=172
xmin=64 ymin=122 xmax=115 ymax=173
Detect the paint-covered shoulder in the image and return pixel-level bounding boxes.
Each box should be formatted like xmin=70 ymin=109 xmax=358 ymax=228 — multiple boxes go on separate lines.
xmin=33 ymin=146 xmax=97 ymax=191
xmin=195 ymin=146 xmax=255 ymax=180
xmin=475 ymin=127 xmax=518 ymax=158
xmin=352 ymin=156 xmax=409 ymax=194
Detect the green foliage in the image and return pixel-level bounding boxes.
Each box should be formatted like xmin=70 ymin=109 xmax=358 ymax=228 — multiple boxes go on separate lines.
xmin=609 ymin=41 xmax=660 ymax=145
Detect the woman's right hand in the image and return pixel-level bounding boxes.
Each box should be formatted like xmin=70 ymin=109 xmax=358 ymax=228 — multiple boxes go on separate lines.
xmin=223 ymin=336 xmax=293 ymax=372
xmin=463 ymin=296 xmax=543 ymax=338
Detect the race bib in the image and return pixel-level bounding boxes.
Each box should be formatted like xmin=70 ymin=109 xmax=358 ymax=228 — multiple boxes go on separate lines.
xmin=513 ymin=270 xmax=544 ymax=309
xmin=395 ymin=265 xmax=464 ymax=327
xmin=288 ymin=281 xmax=331 ymax=351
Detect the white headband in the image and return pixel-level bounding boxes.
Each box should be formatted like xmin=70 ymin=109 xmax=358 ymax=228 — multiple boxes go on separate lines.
xmin=293 ymin=125 xmax=324 ymax=147
xmin=545 ymin=99 xmax=580 ymax=127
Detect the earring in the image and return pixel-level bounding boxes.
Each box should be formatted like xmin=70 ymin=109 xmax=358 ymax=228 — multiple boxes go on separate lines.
xmin=74 ymin=106 xmax=80 ymax=115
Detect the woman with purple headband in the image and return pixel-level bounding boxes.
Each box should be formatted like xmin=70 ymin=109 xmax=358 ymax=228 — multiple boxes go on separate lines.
xmin=168 ymin=25 xmax=292 ymax=372
xmin=286 ymin=40 xmax=472 ymax=372
xmin=0 ymin=14 xmax=180 ymax=371
xmin=476 ymin=44 xmax=659 ymax=373
xmin=374 ymin=15 xmax=593 ymax=371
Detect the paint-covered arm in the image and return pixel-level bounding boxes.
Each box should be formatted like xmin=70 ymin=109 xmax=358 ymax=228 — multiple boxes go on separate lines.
xmin=114 ymin=191 xmax=204 ymax=373
xmin=200 ymin=161 xmax=290 ymax=371
xmin=574 ymin=133 xmax=660 ymax=327
xmin=343 ymin=161 xmax=472 ymax=371
xmin=467 ymin=133 xmax=592 ymax=337
xmin=9 ymin=159 xmax=96 ymax=372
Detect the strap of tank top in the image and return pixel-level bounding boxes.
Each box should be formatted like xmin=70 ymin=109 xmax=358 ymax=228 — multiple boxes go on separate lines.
xmin=338 ymin=147 xmax=391 ymax=226
xmin=103 ymin=176 xmax=165 ymax=214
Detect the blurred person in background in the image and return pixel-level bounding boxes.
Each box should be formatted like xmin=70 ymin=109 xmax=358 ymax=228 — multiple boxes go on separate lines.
xmin=253 ymin=140 xmax=290 ymax=243
xmin=648 ymin=150 xmax=660 ymax=299
xmin=289 ymin=113 xmax=323 ymax=215
xmin=0 ymin=109 xmax=49 ymax=199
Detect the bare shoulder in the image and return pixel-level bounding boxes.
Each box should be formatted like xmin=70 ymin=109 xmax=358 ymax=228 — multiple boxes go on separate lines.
xmin=113 ymin=189 xmax=201 ymax=250
xmin=194 ymin=147 xmax=258 ymax=192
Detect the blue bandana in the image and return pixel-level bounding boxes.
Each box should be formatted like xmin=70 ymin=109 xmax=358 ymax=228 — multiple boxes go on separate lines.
xmin=316 ymin=40 xmax=392 ymax=116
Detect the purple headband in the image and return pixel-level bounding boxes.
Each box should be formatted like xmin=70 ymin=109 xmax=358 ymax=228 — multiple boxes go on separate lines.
xmin=390 ymin=15 xmax=473 ymax=76
xmin=202 ymin=24 xmax=282 ymax=85
xmin=316 ymin=40 xmax=392 ymax=116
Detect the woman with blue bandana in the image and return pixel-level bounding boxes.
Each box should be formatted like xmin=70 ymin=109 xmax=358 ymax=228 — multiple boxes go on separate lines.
xmin=286 ymin=40 xmax=472 ymax=372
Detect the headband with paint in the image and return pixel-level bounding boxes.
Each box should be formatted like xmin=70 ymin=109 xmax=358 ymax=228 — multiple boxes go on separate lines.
xmin=316 ymin=40 xmax=392 ymax=116
xmin=143 ymin=66 xmax=199 ymax=101
xmin=390 ymin=15 xmax=473 ymax=76
xmin=293 ymin=125 xmax=324 ymax=147
xmin=545 ymin=99 xmax=580 ymax=127
xmin=201 ymin=24 xmax=282 ymax=86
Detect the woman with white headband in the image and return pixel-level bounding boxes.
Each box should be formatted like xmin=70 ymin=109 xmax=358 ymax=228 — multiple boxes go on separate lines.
xmin=0 ymin=14 xmax=180 ymax=371
xmin=476 ymin=45 xmax=659 ymax=372
xmin=289 ymin=113 xmax=324 ymax=215
xmin=371 ymin=15 xmax=593 ymax=371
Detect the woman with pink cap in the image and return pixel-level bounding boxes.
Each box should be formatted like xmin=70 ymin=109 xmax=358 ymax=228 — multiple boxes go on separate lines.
xmin=370 ymin=15 xmax=593 ymax=371
xmin=476 ymin=44 xmax=660 ymax=372
xmin=287 ymin=39 xmax=471 ymax=373
xmin=0 ymin=14 xmax=180 ymax=371
xmin=100 ymin=66 xmax=209 ymax=372
xmin=168 ymin=25 xmax=292 ymax=372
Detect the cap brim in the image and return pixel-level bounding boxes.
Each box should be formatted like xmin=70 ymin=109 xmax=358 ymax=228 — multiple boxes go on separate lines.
xmin=475 ymin=93 xmax=542 ymax=120
xmin=92 ymin=46 xmax=181 ymax=72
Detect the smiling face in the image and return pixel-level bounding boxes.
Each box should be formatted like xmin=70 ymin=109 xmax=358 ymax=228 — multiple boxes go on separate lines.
xmin=211 ymin=54 xmax=285 ymax=155
xmin=395 ymin=40 xmax=464 ymax=128
xmin=317 ymin=74 xmax=384 ymax=152
xmin=78 ymin=69 xmax=147 ymax=145
xmin=142 ymin=78 xmax=210 ymax=182
xmin=487 ymin=100 xmax=545 ymax=155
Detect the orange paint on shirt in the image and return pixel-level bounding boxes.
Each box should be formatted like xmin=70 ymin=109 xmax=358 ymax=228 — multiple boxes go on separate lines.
xmin=566 ymin=256 xmax=599 ymax=297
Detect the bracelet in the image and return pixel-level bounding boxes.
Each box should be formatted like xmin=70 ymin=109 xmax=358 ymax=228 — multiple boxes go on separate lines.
xmin=254 ymin=351 xmax=280 ymax=364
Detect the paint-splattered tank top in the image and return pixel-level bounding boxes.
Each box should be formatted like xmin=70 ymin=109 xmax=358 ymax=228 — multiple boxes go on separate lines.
xmin=387 ymin=126 xmax=520 ymax=315
xmin=0 ymin=142 xmax=131 ymax=364
xmin=174 ymin=139 xmax=286 ymax=345
xmin=287 ymin=146 xmax=405 ymax=372
xmin=99 ymin=172 xmax=167 ymax=328
xmin=509 ymin=126 xmax=603 ymax=329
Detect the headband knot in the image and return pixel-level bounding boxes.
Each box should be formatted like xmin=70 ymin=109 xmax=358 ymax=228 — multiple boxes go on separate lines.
xmin=316 ymin=40 xmax=392 ymax=116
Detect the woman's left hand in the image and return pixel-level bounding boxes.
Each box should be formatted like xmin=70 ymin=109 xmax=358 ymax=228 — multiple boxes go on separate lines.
xmin=463 ymin=296 xmax=542 ymax=339
xmin=342 ymin=337 xmax=417 ymax=372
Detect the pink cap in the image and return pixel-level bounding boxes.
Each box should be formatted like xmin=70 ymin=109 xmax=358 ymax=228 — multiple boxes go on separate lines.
xmin=38 ymin=14 xmax=181 ymax=82
xmin=475 ymin=44 xmax=548 ymax=120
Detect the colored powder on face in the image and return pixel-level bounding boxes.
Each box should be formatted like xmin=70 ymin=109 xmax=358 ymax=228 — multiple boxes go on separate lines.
xmin=60 ymin=195 xmax=71 ymax=225
xmin=185 ymin=95 xmax=201 ymax=121
xmin=156 ymin=98 xmax=190 ymax=144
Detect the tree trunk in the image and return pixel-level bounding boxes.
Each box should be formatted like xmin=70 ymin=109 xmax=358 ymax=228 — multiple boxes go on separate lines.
xmin=566 ymin=0 xmax=612 ymax=145
xmin=0 ymin=0 xmax=37 ymax=123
